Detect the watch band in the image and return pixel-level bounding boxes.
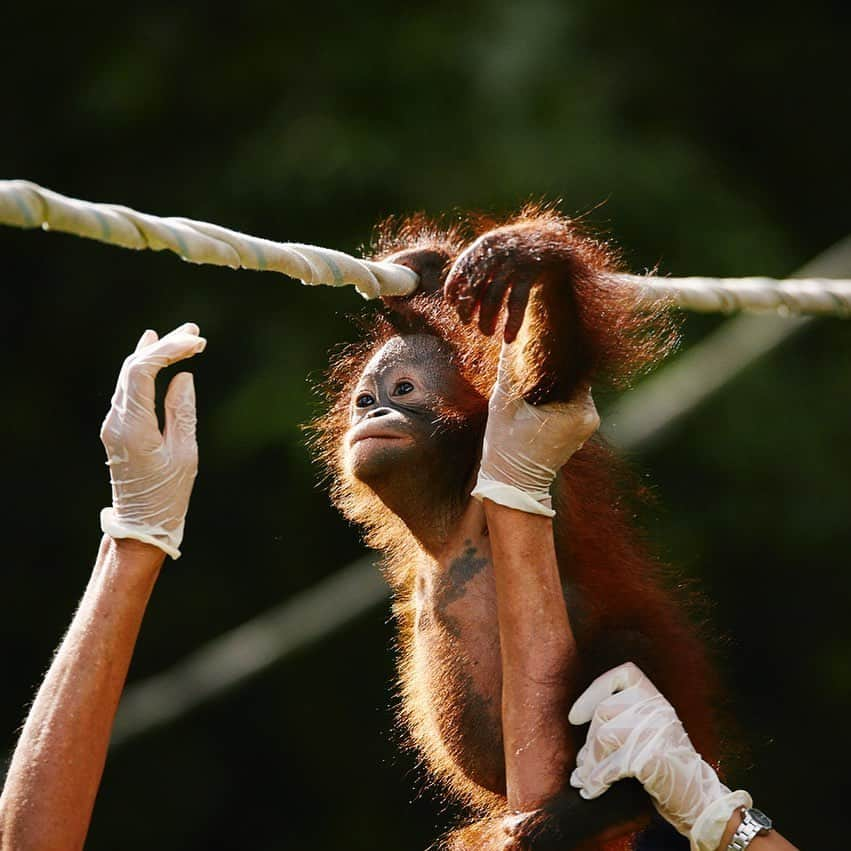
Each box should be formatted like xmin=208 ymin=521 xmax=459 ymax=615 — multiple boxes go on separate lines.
xmin=727 ymin=808 xmax=773 ymax=851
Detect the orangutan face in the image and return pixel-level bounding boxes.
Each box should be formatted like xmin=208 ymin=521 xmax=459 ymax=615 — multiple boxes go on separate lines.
xmin=346 ymin=335 xmax=460 ymax=478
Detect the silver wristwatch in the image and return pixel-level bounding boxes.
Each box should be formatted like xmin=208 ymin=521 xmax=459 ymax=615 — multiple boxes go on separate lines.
xmin=727 ymin=807 xmax=773 ymax=850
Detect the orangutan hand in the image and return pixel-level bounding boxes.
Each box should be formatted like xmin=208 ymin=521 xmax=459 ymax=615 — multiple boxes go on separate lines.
xmin=444 ymin=222 xmax=559 ymax=343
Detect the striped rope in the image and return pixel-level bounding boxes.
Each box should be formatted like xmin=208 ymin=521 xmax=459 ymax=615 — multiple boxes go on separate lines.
xmin=0 ymin=180 xmax=416 ymax=299
xmin=2 ymin=179 xmax=851 ymax=316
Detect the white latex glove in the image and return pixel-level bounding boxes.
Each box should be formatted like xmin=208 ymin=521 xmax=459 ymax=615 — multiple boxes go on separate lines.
xmin=569 ymin=662 xmax=752 ymax=851
xmin=471 ymin=342 xmax=599 ymax=516
xmin=99 ymin=324 xmax=206 ymax=559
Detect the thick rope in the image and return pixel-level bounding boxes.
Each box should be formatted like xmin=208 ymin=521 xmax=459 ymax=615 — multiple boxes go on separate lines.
xmin=3 ymin=179 xmax=851 ymax=316
xmin=0 ymin=180 xmax=417 ymax=299
xmin=624 ymin=273 xmax=851 ymax=317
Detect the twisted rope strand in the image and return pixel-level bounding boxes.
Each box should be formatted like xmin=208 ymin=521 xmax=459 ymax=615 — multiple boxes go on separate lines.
xmin=0 ymin=180 xmax=416 ymax=299
xmin=620 ymin=273 xmax=851 ymax=317
xmin=2 ymin=179 xmax=850 ymax=316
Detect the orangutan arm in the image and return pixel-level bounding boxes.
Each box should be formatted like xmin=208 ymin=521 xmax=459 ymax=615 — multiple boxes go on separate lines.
xmin=443 ymin=212 xmax=675 ymax=406
xmin=483 ymin=500 xmax=577 ymax=811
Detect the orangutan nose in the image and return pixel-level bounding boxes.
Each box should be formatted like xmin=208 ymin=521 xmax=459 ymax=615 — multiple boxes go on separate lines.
xmin=367 ymin=407 xmax=393 ymax=419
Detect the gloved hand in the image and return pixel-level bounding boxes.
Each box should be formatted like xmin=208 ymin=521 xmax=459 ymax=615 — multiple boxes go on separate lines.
xmin=99 ymin=324 xmax=206 ymax=559
xmin=471 ymin=342 xmax=599 ymax=516
xmin=569 ymin=662 xmax=752 ymax=851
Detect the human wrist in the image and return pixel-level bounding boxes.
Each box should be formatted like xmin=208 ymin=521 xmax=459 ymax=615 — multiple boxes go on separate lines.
xmin=109 ymin=535 xmax=167 ymax=562
xmin=100 ymin=507 xmax=184 ymax=559
xmin=717 ymin=808 xmax=745 ymax=850
xmin=96 ymin=535 xmax=166 ymax=591
xmin=483 ymin=498 xmax=555 ymax=541
xmin=690 ymin=791 xmax=753 ymax=851
xmin=471 ymin=470 xmax=555 ymax=517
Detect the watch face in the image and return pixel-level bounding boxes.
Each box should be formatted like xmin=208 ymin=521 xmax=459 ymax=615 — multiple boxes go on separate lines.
xmin=748 ymin=808 xmax=773 ymax=830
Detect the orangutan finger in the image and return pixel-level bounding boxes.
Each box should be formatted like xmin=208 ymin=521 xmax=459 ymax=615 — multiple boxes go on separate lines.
xmin=443 ymin=254 xmax=469 ymax=305
xmin=503 ymin=278 xmax=533 ymax=343
xmin=452 ymin=273 xmax=484 ymax=324
xmin=478 ymin=271 xmax=511 ymax=336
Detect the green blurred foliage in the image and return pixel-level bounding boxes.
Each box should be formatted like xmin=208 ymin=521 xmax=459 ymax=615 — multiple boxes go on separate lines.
xmin=0 ymin=0 xmax=848 ymax=847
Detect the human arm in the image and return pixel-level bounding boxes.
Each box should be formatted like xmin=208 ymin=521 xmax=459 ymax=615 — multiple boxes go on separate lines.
xmin=568 ymin=662 xmax=799 ymax=851
xmin=0 ymin=325 xmax=204 ymax=851
xmin=474 ymin=340 xmax=597 ymax=808
xmin=484 ymin=501 xmax=577 ymax=811
xmin=0 ymin=538 xmax=164 ymax=851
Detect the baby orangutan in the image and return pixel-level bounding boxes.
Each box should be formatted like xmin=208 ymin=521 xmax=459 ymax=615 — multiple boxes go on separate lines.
xmin=311 ymin=208 xmax=722 ymax=850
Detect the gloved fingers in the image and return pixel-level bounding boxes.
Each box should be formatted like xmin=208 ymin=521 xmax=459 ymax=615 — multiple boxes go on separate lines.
xmin=108 ymin=329 xmax=158 ymax=413
xmin=133 ymin=324 xmax=204 ymax=371
xmin=165 ymin=321 xmax=201 ymax=340
xmin=574 ymin=739 xmax=589 ymax=772
xmin=124 ymin=326 xmax=206 ymax=408
xmin=103 ymin=329 xmax=157 ymax=446
xmin=116 ymin=330 xmax=160 ymax=413
xmin=580 ymin=751 xmax=633 ymax=799
xmin=559 ymin=384 xmax=600 ymax=444
xmin=531 ymin=384 xmax=598 ymax=425
xmin=134 ymin=328 xmax=159 ymax=353
xmin=572 ymin=701 xmax=637 ymax=782
xmin=569 ymin=740 xmax=605 ymax=798
xmin=494 ymin=340 xmax=523 ymax=392
xmin=583 ymin=698 xmax=671 ymax=775
xmin=492 ymin=347 xmax=599 ymax=443
xmin=164 ymin=372 xmax=198 ymax=459
xmin=569 ymin=751 xmax=625 ymax=800
xmin=572 ymin=384 xmax=598 ymax=417
xmin=104 ymin=325 xmax=204 ymax=445
xmin=568 ymin=662 xmax=648 ymax=725
xmin=592 ymin=683 xmax=664 ymax=731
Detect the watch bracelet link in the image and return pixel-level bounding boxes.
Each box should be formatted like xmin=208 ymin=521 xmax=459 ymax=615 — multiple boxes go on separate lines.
xmin=726 ymin=807 xmax=772 ymax=851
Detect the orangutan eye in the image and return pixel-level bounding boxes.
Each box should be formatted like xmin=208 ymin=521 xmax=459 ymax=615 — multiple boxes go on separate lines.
xmin=355 ymin=392 xmax=375 ymax=408
xmin=393 ymin=380 xmax=415 ymax=396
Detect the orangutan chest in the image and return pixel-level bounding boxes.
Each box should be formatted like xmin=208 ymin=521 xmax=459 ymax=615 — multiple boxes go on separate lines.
xmin=407 ymin=553 xmax=507 ymax=794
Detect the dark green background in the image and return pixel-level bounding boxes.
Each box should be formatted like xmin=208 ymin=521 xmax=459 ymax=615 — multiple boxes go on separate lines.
xmin=1 ymin=1 xmax=849 ymax=847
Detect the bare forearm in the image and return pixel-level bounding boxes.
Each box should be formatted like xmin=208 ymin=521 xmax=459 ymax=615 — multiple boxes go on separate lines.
xmin=484 ymin=500 xmax=577 ymax=811
xmin=717 ymin=811 xmax=799 ymax=851
xmin=0 ymin=536 xmax=163 ymax=851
